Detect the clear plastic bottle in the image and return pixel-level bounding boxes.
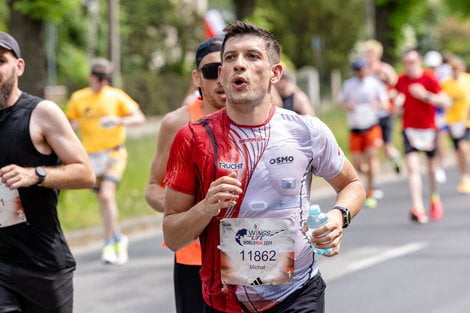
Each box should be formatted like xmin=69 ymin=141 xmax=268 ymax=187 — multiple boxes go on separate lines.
xmin=305 ymin=204 xmax=333 ymax=255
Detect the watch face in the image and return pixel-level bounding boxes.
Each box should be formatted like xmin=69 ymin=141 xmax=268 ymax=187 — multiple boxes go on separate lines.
xmin=36 ymin=166 xmax=46 ymax=177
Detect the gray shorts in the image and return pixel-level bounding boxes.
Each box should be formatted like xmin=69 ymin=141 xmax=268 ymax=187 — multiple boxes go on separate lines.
xmin=0 ymin=260 xmax=74 ymax=313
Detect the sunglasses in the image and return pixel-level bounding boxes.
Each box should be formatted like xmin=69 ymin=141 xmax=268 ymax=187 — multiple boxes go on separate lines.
xmin=199 ymin=62 xmax=221 ymax=80
xmin=91 ymin=70 xmax=110 ymax=81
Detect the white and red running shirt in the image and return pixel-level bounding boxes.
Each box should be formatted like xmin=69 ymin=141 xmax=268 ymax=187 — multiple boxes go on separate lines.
xmin=165 ymin=106 xmax=344 ymax=312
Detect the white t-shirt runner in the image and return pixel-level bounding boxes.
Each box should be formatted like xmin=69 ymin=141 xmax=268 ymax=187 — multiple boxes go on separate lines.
xmin=338 ymin=75 xmax=388 ymax=130
xmin=165 ymin=107 xmax=344 ymax=312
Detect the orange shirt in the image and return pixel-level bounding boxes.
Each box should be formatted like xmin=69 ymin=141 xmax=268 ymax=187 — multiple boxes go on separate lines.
xmin=174 ymin=98 xmax=204 ymax=265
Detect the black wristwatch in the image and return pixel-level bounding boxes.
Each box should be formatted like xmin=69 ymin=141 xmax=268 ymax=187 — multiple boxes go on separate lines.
xmin=332 ymin=205 xmax=351 ymax=228
xmin=35 ymin=166 xmax=47 ymax=186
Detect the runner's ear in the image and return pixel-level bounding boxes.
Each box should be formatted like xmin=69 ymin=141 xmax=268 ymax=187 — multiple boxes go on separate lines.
xmin=270 ymin=63 xmax=283 ymax=84
xmin=192 ymin=69 xmax=202 ymax=88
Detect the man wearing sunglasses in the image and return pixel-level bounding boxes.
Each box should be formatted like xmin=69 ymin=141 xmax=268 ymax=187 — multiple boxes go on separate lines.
xmin=145 ymin=37 xmax=225 ymax=313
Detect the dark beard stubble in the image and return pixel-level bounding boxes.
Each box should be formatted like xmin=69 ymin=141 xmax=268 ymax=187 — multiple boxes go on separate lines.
xmin=0 ymin=69 xmax=16 ymax=110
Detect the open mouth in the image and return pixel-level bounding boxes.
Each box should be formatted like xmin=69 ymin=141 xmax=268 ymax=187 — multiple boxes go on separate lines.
xmin=216 ymin=89 xmax=226 ymax=100
xmin=232 ymin=76 xmax=248 ymax=89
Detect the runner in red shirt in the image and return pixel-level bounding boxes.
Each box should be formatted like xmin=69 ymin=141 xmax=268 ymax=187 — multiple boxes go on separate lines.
xmin=395 ymin=49 xmax=450 ymax=223
xmin=145 ymin=37 xmax=225 ymax=313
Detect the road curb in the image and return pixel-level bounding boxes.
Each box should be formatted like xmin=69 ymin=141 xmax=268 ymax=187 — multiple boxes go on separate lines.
xmin=66 ymin=214 xmax=163 ymax=249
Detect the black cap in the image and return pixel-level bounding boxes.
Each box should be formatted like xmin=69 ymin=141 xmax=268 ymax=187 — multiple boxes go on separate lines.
xmin=195 ymin=37 xmax=223 ymax=68
xmin=0 ymin=32 xmax=21 ymax=59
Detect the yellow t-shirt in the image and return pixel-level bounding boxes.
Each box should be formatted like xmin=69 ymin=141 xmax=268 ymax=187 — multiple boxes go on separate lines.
xmin=65 ymin=86 xmax=139 ymax=152
xmin=461 ymin=73 xmax=470 ymax=127
xmin=441 ymin=76 xmax=469 ymax=124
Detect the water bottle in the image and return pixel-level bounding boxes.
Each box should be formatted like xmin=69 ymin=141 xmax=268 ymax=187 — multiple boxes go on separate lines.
xmin=305 ymin=204 xmax=333 ymax=255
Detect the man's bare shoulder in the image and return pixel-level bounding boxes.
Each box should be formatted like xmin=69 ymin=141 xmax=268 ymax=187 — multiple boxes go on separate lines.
xmin=160 ymin=105 xmax=191 ymax=135
xmin=34 ymin=100 xmax=65 ymax=120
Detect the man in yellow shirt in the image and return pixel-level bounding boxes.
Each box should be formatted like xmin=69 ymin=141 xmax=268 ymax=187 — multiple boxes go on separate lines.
xmin=66 ymin=58 xmax=146 ymax=264
xmin=441 ymin=56 xmax=470 ymax=193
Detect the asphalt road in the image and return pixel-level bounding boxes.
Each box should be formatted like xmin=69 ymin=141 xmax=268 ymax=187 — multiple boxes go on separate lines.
xmin=73 ymin=164 xmax=470 ymax=313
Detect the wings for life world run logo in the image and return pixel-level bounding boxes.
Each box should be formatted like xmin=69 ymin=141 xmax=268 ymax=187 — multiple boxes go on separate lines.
xmin=235 ymin=224 xmax=284 ymax=246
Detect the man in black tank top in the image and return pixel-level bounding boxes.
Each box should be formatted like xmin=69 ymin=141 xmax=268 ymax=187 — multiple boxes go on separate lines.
xmin=275 ymin=70 xmax=315 ymax=115
xmin=0 ymin=31 xmax=95 ymax=313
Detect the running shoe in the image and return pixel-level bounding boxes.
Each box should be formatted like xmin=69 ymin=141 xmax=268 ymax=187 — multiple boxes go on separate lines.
xmin=410 ymin=208 xmax=428 ymax=224
xmin=364 ymin=197 xmax=378 ymax=209
xmin=373 ymin=188 xmax=384 ymax=200
xmin=102 ymin=243 xmax=117 ymax=264
xmin=114 ymin=235 xmax=129 ymax=265
xmin=392 ymin=159 xmax=402 ymax=175
xmin=435 ymin=168 xmax=447 ymax=184
xmin=429 ymin=195 xmax=444 ymax=221
xmin=457 ymin=177 xmax=470 ymax=194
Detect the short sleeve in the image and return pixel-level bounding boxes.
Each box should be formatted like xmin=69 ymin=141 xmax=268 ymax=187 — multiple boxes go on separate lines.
xmin=65 ymin=95 xmax=79 ymax=120
xmin=395 ymin=75 xmax=405 ymax=93
xmin=376 ymin=80 xmax=389 ymax=103
xmin=426 ymin=74 xmax=442 ymax=94
xmin=308 ymin=117 xmax=345 ymax=179
xmin=164 ymin=124 xmax=197 ymax=195
xmin=116 ymin=90 xmax=139 ymax=116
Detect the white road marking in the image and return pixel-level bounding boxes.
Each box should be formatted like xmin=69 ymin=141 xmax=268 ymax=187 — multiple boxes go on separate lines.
xmin=319 ymin=242 xmax=428 ymax=281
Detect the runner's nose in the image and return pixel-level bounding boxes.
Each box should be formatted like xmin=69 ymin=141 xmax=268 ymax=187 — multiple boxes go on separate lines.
xmin=233 ymin=55 xmax=247 ymax=72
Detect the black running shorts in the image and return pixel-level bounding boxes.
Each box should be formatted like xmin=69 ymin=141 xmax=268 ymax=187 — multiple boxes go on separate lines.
xmin=0 ymin=260 xmax=74 ymax=313
xmin=203 ymin=274 xmax=326 ymax=313
xmin=174 ymin=260 xmax=204 ymax=313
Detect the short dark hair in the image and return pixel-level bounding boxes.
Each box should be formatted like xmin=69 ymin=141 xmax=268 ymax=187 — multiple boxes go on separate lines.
xmin=221 ymin=21 xmax=281 ymax=64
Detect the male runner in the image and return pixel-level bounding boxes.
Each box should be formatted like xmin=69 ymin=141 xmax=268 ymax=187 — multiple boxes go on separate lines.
xmin=145 ymin=37 xmax=225 ymax=313
xmin=338 ymin=57 xmax=388 ymax=209
xmin=163 ymin=21 xmax=365 ymax=313
xmin=423 ymin=50 xmax=451 ymax=183
xmin=275 ymin=70 xmax=315 ymax=115
xmin=66 ymin=58 xmax=146 ymax=264
xmin=0 ymin=31 xmax=95 ymax=313
xmin=395 ymin=49 xmax=450 ymax=223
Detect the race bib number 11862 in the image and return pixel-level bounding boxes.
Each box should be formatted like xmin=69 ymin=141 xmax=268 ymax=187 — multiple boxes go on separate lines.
xmin=219 ymin=218 xmax=295 ymax=286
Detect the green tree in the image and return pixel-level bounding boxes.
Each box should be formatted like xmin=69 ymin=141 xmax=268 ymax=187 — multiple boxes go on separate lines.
xmin=119 ymin=0 xmax=203 ymax=114
xmin=374 ymin=0 xmax=431 ymax=62
xmin=233 ymin=0 xmax=256 ymax=19
xmin=444 ymin=0 xmax=470 ymax=17
xmin=4 ymin=0 xmax=80 ymax=96
xmin=249 ymin=0 xmax=364 ymax=73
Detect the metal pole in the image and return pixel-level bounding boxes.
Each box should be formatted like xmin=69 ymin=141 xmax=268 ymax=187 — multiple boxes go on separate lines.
xmin=46 ymin=23 xmax=57 ymax=86
xmin=108 ymin=0 xmax=121 ymax=87
xmin=364 ymin=0 xmax=376 ymax=39
xmin=86 ymin=0 xmax=99 ymax=60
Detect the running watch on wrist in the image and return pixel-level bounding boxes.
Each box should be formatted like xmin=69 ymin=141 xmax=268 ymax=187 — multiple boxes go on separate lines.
xmin=332 ymin=205 xmax=351 ymax=228
xmin=35 ymin=166 xmax=47 ymax=186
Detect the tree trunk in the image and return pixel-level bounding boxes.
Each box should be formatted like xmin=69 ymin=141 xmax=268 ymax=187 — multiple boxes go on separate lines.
xmin=8 ymin=4 xmax=46 ymax=98
xmin=233 ymin=0 xmax=256 ymax=20
xmin=374 ymin=2 xmax=396 ymax=64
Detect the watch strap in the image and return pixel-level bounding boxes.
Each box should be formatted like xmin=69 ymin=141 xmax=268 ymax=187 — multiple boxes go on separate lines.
xmin=333 ymin=205 xmax=351 ymax=228
xmin=35 ymin=166 xmax=46 ymax=186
